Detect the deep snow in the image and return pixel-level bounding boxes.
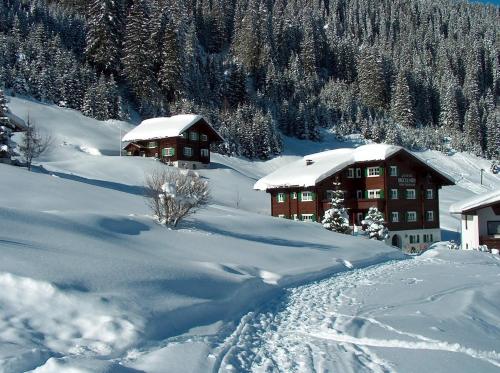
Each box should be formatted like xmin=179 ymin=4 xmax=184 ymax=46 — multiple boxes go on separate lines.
xmin=1 ymin=96 xmax=499 ymax=372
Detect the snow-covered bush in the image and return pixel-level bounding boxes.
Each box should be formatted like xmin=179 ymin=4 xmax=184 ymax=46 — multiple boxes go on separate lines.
xmin=322 ymin=181 xmax=351 ymax=234
xmin=145 ymin=168 xmax=210 ymax=227
xmin=361 ymin=207 xmax=388 ymax=241
xmin=446 ymin=240 xmax=460 ymax=250
xmin=19 ymin=118 xmax=52 ymax=170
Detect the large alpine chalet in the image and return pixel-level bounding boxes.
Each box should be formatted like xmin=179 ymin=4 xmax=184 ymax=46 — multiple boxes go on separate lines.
xmin=254 ymin=144 xmax=455 ymax=252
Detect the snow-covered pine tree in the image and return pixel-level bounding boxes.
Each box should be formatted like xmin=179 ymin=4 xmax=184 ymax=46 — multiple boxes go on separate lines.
xmin=361 ymin=207 xmax=389 ymax=241
xmin=358 ymin=49 xmax=387 ymax=110
xmin=322 ymin=181 xmax=350 ymax=234
xmin=463 ymin=103 xmax=483 ymax=155
xmin=0 ymin=90 xmax=15 ymax=163
xmin=485 ymin=109 xmax=499 ymax=160
xmin=85 ymin=0 xmax=124 ymax=75
xmin=391 ymin=69 xmax=415 ymax=127
xmin=159 ymin=22 xmax=183 ymax=102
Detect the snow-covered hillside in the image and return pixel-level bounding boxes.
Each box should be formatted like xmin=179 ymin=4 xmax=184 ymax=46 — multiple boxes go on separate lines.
xmin=1 ymin=96 xmax=499 ymax=372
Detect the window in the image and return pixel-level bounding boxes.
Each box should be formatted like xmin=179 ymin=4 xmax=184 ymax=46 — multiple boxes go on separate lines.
xmin=200 ymin=148 xmax=209 ymax=157
xmin=301 ymin=191 xmax=314 ymax=201
xmin=407 ymin=211 xmax=417 ymax=222
xmin=426 ymin=210 xmax=434 ymax=221
xmin=356 ymin=212 xmax=364 ymax=225
xmin=147 ymin=141 xmax=157 ymax=148
xmin=367 ymin=167 xmax=381 ymax=177
xmin=127 ymin=151 xmax=132 ymax=156
xmin=487 ymin=221 xmax=500 ymax=236
xmin=390 ymin=166 xmax=398 ymax=176
xmin=326 ymin=190 xmax=334 ymax=200
xmin=423 ymin=234 xmax=434 ymax=243
xmin=201 ymin=134 xmax=208 ymax=141
xmin=277 ymin=193 xmax=286 ymax=203
xmin=356 ymin=168 xmax=362 ymax=178
xmin=291 ymin=192 xmax=297 ymax=200
xmin=301 ymin=214 xmax=315 ymax=222
xmin=406 ymin=189 xmax=416 ymax=199
xmin=162 ymin=147 xmax=175 ymax=157
xmin=183 ymin=147 xmax=193 ymax=157
xmin=189 ymin=131 xmax=199 ymax=141
xmin=367 ymin=189 xmax=382 ymax=199
xmin=426 ymin=189 xmax=434 ymax=199
xmin=356 ymin=190 xmax=363 ymax=199
xmin=278 ymin=214 xmax=286 ymax=218
xmin=390 ymin=189 xmax=398 ymax=200
xmin=391 ymin=212 xmax=399 ymax=222
xmin=347 ymin=168 xmax=355 ymax=178
xmin=409 ymin=234 xmax=420 ymax=244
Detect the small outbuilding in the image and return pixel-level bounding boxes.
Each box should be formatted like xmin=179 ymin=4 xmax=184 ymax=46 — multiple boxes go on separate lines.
xmin=122 ymin=114 xmax=224 ymax=170
xmin=449 ymin=189 xmax=500 ymax=251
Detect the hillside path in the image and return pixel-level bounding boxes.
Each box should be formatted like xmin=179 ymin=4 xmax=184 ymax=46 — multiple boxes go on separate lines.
xmin=213 ymin=254 xmax=500 ymax=373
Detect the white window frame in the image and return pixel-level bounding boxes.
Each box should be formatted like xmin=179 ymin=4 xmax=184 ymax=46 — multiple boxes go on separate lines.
xmin=356 ymin=190 xmax=363 ymax=199
xmin=407 ymin=211 xmax=417 ymax=222
xmin=356 ymin=168 xmax=362 ymax=178
xmin=200 ymin=148 xmax=209 ymax=157
xmin=356 ymin=212 xmax=364 ymax=225
xmin=278 ymin=214 xmax=286 ymax=218
xmin=347 ymin=168 xmax=355 ymax=178
xmin=147 ymin=141 xmax=157 ymax=148
xmin=183 ymin=147 xmax=193 ymax=157
xmin=426 ymin=189 xmax=434 ymax=199
xmin=424 ymin=234 xmax=434 ymax=243
xmin=389 ymin=166 xmax=398 ymax=176
xmin=201 ymin=134 xmax=208 ymax=141
xmin=367 ymin=167 xmax=381 ymax=177
xmin=301 ymin=214 xmax=314 ymax=222
xmin=391 ymin=211 xmax=399 ymax=222
xmin=189 ymin=131 xmax=199 ymax=141
xmin=277 ymin=192 xmax=285 ymax=203
xmin=406 ymin=189 xmax=416 ymax=200
xmin=426 ymin=210 xmax=434 ymax=221
xmin=367 ymin=189 xmax=381 ymax=199
xmin=409 ymin=234 xmax=420 ymax=244
xmin=301 ymin=191 xmax=313 ymax=201
xmin=390 ymin=189 xmax=398 ymax=200
xmin=291 ymin=192 xmax=297 ymax=200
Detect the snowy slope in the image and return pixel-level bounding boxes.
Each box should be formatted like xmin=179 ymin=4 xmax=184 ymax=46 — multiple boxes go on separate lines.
xmin=1 ymin=96 xmax=499 ymax=372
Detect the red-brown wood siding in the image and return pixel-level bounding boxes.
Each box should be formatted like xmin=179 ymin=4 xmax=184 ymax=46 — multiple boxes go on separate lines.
xmin=267 ymin=151 xmax=446 ymax=231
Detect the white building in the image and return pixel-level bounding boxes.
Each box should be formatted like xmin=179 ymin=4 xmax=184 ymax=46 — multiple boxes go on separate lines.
xmin=449 ymin=189 xmax=500 ymax=251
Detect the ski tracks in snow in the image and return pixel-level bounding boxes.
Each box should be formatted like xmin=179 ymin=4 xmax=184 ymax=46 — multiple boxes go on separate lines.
xmin=214 ymin=258 xmax=500 ymax=373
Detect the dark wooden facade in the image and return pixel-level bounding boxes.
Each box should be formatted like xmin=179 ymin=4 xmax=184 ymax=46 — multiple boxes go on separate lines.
xmin=124 ymin=118 xmax=222 ymax=167
xmin=269 ymin=149 xmax=452 ymax=232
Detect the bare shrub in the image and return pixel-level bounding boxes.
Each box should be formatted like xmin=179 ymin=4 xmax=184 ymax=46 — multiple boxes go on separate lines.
xmin=19 ymin=117 xmax=52 ymax=170
xmin=145 ymin=168 xmax=210 ymax=227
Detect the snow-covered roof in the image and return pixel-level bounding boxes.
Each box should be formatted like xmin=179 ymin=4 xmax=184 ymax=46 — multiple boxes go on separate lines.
xmin=254 ymin=143 xmax=454 ymax=190
xmin=254 ymin=144 xmax=402 ymax=190
xmin=449 ymin=189 xmax=500 ymax=214
xmin=122 ymin=114 xmax=223 ymax=142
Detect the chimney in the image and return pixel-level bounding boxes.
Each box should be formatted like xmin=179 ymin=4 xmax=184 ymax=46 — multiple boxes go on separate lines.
xmin=306 ymin=159 xmax=314 ymax=166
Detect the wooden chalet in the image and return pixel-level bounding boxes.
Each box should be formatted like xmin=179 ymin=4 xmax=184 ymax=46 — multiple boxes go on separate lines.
xmin=122 ymin=114 xmax=224 ymax=169
xmin=254 ymin=144 xmax=455 ymax=252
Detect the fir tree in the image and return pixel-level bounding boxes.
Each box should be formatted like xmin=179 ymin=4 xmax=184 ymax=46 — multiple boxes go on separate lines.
xmin=391 ymin=69 xmax=415 ymax=127
xmin=362 ymin=207 xmax=389 ymax=241
xmin=159 ymin=22 xmax=183 ymax=102
xmin=322 ymin=181 xmax=351 ymax=234
xmin=0 ymin=90 xmax=14 ymax=163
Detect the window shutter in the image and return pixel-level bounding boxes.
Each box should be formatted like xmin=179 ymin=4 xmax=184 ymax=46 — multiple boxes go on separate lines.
xmin=364 ymin=168 xmax=368 ymax=177
xmin=298 ymin=192 xmax=302 ymax=202
xmin=162 ymin=148 xmax=167 ymax=157
xmin=284 ymin=193 xmax=286 ymax=202
xmin=364 ymin=190 xmax=368 ymax=199
xmin=379 ymin=189 xmax=384 ymax=199
xmin=312 ymin=213 xmax=317 ymax=222
xmin=379 ymin=166 xmax=384 ymax=175
xmin=311 ymin=192 xmax=316 ymax=200
xmin=170 ymin=148 xmax=175 ymax=156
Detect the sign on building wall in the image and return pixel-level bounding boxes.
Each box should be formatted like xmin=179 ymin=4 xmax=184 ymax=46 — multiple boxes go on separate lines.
xmin=398 ymin=174 xmax=416 ymax=186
